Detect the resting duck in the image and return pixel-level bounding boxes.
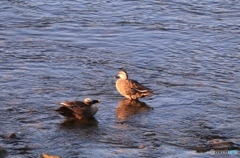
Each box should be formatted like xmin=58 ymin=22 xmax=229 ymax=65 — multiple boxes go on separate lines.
xmin=115 ymin=70 xmax=153 ymax=100
xmin=55 ymin=98 xmax=100 ymax=119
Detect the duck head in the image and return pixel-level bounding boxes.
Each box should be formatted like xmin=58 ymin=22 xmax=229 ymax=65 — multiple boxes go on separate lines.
xmin=115 ymin=70 xmax=128 ymax=79
xmin=84 ymin=98 xmax=101 ymax=105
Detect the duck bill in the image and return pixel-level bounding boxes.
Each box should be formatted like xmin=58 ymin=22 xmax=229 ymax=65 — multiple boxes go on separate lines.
xmin=114 ymin=75 xmax=120 ymax=79
xmin=93 ymin=100 xmax=100 ymax=104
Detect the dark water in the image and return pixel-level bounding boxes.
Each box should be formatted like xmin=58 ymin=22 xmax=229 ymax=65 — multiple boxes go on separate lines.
xmin=0 ymin=0 xmax=240 ymax=157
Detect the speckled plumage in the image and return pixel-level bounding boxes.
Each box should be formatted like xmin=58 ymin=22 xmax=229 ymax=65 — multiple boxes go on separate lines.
xmin=115 ymin=70 xmax=153 ymax=100
xmin=55 ymin=98 xmax=100 ymax=119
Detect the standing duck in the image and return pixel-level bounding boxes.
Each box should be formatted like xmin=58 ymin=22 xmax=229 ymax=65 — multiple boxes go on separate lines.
xmin=115 ymin=70 xmax=153 ymax=100
xmin=55 ymin=98 xmax=100 ymax=119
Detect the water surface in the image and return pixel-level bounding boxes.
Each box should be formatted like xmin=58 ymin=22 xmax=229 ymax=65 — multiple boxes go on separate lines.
xmin=0 ymin=0 xmax=240 ymax=157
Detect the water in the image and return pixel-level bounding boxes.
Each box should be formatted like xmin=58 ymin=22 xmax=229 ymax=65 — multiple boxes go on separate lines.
xmin=0 ymin=0 xmax=240 ymax=157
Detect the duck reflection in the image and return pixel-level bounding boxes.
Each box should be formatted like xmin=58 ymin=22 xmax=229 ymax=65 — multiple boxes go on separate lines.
xmin=59 ymin=117 xmax=99 ymax=137
xmin=116 ymin=98 xmax=153 ymax=121
xmin=60 ymin=117 xmax=98 ymax=127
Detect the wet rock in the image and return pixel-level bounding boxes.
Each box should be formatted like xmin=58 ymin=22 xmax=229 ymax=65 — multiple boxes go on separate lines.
xmin=7 ymin=132 xmax=17 ymax=139
xmin=207 ymin=139 xmax=233 ymax=149
xmin=0 ymin=146 xmax=8 ymax=158
xmin=41 ymin=153 xmax=61 ymax=158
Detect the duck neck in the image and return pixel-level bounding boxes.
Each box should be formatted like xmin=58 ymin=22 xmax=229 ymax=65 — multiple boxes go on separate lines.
xmin=91 ymin=104 xmax=98 ymax=115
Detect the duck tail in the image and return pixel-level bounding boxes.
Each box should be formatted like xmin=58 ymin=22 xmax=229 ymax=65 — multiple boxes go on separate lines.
xmin=55 ymin=107 xmax=74 ymax=118
xmin=132 ymin=88 xmax=153 ymax=95
xmin=143 ymin=90 xmax=153 ymax=96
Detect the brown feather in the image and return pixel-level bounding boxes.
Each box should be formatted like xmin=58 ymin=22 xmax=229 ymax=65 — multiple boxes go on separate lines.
xmin=56 ymin=99 xmax=99 ymax=119
xmin=115 ymin=71 xmax=153 ymax=100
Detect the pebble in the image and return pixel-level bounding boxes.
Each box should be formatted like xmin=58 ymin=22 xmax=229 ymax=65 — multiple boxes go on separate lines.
xmin=41 ymin=153 xmax=61 ymax=158
xmin=139 ymin=145 xmax=147 ymax=149
xmin=7 ymin=133 xmax=17 ymax=139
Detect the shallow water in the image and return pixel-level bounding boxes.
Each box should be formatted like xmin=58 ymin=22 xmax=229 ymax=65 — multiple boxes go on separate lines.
xmin=0 ymin=0 xmax=240 ymax=157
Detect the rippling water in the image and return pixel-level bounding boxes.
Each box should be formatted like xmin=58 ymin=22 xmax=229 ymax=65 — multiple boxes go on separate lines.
xmin=0 ymin=0 xmax=240 ymax=157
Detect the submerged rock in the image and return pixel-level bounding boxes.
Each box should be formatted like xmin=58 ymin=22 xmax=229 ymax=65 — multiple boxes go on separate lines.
xmin=0 ymin=146 xmax=8 ymax=158
xmin=195 ymin=138 xmax=236 ymax=152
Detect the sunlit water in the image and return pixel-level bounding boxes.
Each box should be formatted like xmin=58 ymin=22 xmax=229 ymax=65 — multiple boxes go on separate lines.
xmin=0 ymin=0 xmax=240 ymax=157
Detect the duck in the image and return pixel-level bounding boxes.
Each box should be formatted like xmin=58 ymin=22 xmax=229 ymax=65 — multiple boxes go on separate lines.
xmin=55 ymin=98 xmax=100 ymax=119
xmin=115 ymin=70 xmax=153 ymax=100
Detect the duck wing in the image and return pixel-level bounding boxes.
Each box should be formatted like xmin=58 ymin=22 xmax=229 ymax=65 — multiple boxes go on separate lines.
xmin=55 ymin=106 xmax=75 ymax=118
xmin=57 ymin=101 xmax=89 ymax=119
xmin=128 ymin=79 xmax=152 ymax=93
